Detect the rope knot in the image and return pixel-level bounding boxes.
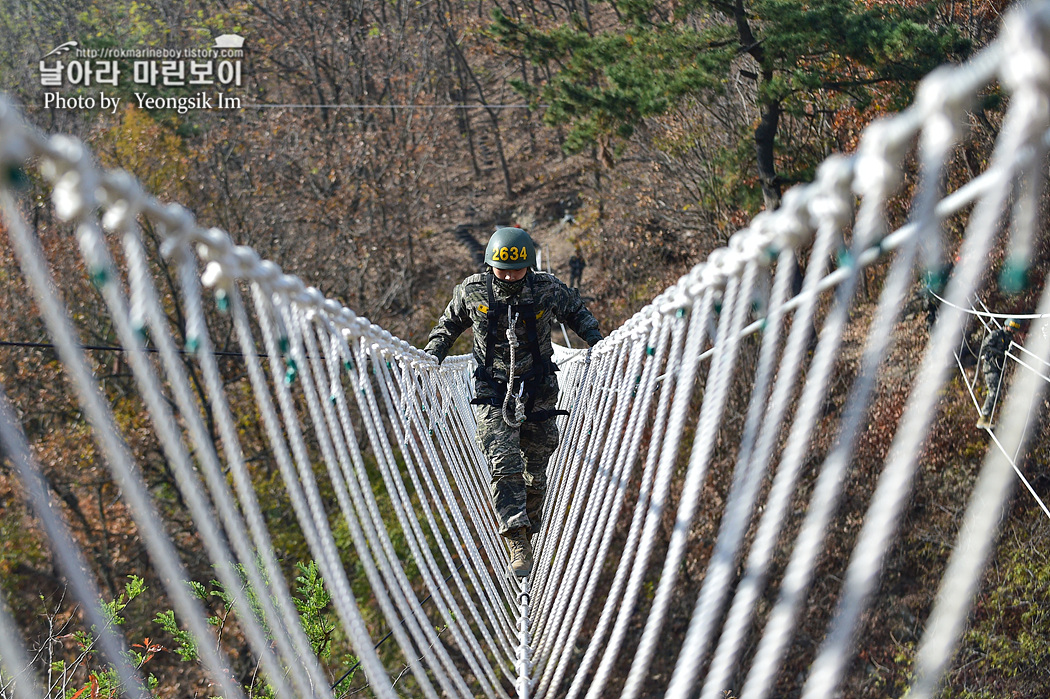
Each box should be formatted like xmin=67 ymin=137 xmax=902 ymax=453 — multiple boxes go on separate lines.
xmin=916 ymin=67 xmax=974 ymax=153
xmin=0 ymin=96 xmax=31 ymax=168
xmin=158 ymin=204 xmax=196 ymax=260
xmin=100 ymin=172 xmax=145 ymax=233
xmin=772 ymin=188 xmax=812 ymax=253
xmin=1002 ymin=4 xmax=1050 ymax=95
xmin=52 ymin=170 xmax=90 ymax=222
xmin=852 ymin=119 xmax=907 ymax=198
xmin=808 ymin=156 xmax=854 ymax=229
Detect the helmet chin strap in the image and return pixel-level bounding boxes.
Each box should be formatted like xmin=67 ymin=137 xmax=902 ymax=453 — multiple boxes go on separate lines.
xmin=493 ymin=273 xmax=526 ymax=295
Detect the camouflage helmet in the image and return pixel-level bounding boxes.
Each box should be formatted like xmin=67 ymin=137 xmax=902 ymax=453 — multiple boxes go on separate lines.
xmin=485 ymin=226 xmax=535 ymax=270
xmin=1005 ymin=318 xmax=1021 ymax=331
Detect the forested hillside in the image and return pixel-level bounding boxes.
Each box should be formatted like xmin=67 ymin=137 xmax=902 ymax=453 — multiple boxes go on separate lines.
xmin=3 ymin=0 xmax=1049 ymax=697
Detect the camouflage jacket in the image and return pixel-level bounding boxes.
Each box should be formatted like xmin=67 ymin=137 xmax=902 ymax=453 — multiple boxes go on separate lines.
xmin=979 ymin=328 xmax=1012 ymax=370
xmin=425 ymin=270 xmax=602 ymax=388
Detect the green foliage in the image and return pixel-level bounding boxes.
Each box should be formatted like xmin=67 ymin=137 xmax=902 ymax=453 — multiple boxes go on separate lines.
xmin=18 ymin=577 xmax=157 ymax=698
xmin=491 ymin=0 xmax=969 ymax=211
xmin=951 ymin=541 xmax=1050 ymax=695
xmin=99 ymin=575 xmax=147 ymax=629
xmin=492 ymin=8 xmax=730 ymax=152
xmin=494 ymin=0 xmax=966 ymax=152
xmin=150 ymin=560 xmax=342 ymax=697
xmin=293 ymin=561 xmax=336 ymax=659
xmin=153 ymin=609 xmax=198 ymax=662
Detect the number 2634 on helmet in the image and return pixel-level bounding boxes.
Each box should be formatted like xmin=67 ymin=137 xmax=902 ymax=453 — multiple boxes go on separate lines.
xmin=485 ymin=227 xmax=536 ymax=270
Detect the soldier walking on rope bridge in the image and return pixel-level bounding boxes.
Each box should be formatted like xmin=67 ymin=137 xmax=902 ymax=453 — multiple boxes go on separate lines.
xmin=424 ymin=227 xmax=603 ymax=577
xmin=976 ymin=318 xmax=1020 ymax=429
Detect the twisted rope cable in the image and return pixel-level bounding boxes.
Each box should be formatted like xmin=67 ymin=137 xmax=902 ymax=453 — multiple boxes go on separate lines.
xmin=293 ymin=311 xmax=455 ymax=699
xmin=534 ymin=338 xmax=648 ymax=693
xmin=0 ymin=381 xmax=139 ymax=699
xmin=541 ymin=316 xmax=672 ymax=699
xmin=661 ymin=245 xmax=796 ymax=699
xmin=621 ymin=259 xmax=759 ymax=699
xmin=562 ymin=313 xmax=685 ymax=699
xmin=582 ymin=288 xmax=717 ymax=699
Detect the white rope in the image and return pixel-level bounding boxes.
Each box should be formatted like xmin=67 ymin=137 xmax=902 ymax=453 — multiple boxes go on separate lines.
xmin=536 ymin=336 xmax=650 ymax=694
xmin=661 ymin=246 xmax=795 ymax=699
xmin=928 ymin=289 xmax=1050 ymax=319
xmin=909 ymin=231 xmax=1050 ymax=699
xmin=953 ymin=329 xmax=1050 ymax=522
xmin=800 ymin=8 xmax=1050 ymax=696
xmin=583 ymin=289 xmax=717 ymax=699
xmin=541 ymin=317 xmax=672 ymax=699
xmin=0 ymin=383 xmax=135 ymax=699
xmin=621 ymin=261 xmax=759 ymax=699
xmin=1 ymin=164 xmax=247 ymax=699
xmin=561 ymin=314 xmax=683 ymax=699
xmin=292 ymin=312 xmax=453 ymax=699
xmin=247 ymin=284 xmax=405 ymax=699
xmin=131 ymin=227 xmax=326 ymax=697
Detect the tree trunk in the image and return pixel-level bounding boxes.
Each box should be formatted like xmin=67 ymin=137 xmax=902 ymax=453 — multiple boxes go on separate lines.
xmin=754 ymin=94 xmax=782 ymax=211
xmin=734 ymin=0 xmax=782 ymax=211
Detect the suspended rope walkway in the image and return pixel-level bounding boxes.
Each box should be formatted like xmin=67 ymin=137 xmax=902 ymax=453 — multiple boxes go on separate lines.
xmin=938 ymin=293 xmax=1050 ymax=521
xmin=3 ymin=4 xmax=1050 ymax=698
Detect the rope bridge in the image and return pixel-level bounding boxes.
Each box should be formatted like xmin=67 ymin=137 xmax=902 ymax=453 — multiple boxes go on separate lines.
xmin=3 ymin=4 xmax=1050 ymax=697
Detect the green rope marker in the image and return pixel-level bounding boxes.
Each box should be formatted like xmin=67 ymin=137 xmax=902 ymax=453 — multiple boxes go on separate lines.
xmin=763 ymin=245 xmax=780 ymax=265
xmin=89 ymin=266 xmax=109 ymax=289
xmin=344 ymin=359 xmax=354 ymax=373
xmin=676 ymin=308 xmax=687 ymax=318
xmin=1000 ymin=257 xmax=1029 ymax=295
xmin=132 ymin=322 xmax=149 ymax=343
xmin=215 ymin=288 xmax=229 ymax=313
xmin=646 ymin=346 xmax=655 ymax=356
xmin=759 ymin=317 xmax=768 ymax=332
xmin=714 ymin=301 xmax=722 ymax=314
xmin=278 ymin=336 xmax=290 ymax=356
xmin=284 ymin=358 xmax=298 ymax=384
xmin=428 ymin=428 xmax=434 ymax=437
xmin=5 ymin=166 xmax=30 ymax=191
xmin=330 ymin=393 xmax=337 ymax=405
xmin=185 ymin=335 xmax=200 ymax=355
xmin=836 ymin=248 xmax=853 ymax=268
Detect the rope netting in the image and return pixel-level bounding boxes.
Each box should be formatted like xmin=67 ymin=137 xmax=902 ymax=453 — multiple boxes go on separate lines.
xmin=3 ymin=3 xmax=1050 ymax=697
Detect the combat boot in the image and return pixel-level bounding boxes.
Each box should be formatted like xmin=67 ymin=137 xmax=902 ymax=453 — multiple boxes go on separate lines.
xmin=507 ymin=527 xmax=533 ymax=577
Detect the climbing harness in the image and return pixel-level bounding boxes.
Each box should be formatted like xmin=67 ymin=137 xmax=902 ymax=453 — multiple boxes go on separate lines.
xmin=472 ymin=272 xmax=568 ymax=425
xmin=503 ymin=306 xmax=527 ymax=427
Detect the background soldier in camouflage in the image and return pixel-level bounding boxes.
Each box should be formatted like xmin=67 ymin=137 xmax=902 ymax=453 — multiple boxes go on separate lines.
xmin=976 ymin=318 xmax=1020 ymax=429
xmin=424 ymin=227 xmax=602 ymax=576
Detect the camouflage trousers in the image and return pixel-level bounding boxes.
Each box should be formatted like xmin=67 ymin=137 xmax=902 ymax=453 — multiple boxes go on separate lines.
xmin=474 ymin=398 xmax=560 ymax=538
xmin=980 ymin=361 xmax=1003 ymax=417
